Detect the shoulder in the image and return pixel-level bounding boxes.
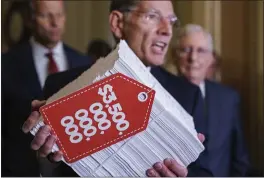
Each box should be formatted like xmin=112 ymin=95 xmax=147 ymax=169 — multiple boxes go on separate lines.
xmin=153 ymin=66 xmax=199 ymax=90
xmin=46 ymin=65 xmax=90 ymax=84
xmin=63 ymin=43 xmax=87 ymax=59
xmin=2 ymin=41 xmax=31 ymax=62
xmin=152 ymin=67 xmax=200 ymax=103
xmin=2 ymin=41 xmax=32 ymax=75
xmin=43 ymin=65 xmax=91 ymax=98
xmin=206 ymin=80 xmax=240 ymax=101
xmin=63 ymin=43 xmax=92 ymax=67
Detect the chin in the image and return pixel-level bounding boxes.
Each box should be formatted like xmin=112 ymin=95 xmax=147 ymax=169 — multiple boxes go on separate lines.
xmin=149 ymin=57 xmax=165 ymax=66
xmin=50 ymin=39 xmax=60 ymax=44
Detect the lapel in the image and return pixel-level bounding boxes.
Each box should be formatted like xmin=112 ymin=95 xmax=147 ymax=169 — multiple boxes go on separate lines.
xmin=150 ymin=66 xmax=159 ymax=78
xmin=204 ymin=80 xmax=221 ymax=150
xmin=150 ymin=66 xmax=169 ymax=88
xmin=63 ymin=44 xmax=78 ymax=69
xmin=17 ymin=42 xmax=43 ymax=99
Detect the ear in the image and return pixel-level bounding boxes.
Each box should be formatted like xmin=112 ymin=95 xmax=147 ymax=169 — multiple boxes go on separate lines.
xmin=109 ymin=10 xmax=125 ymax=40
xmin=207 ymin=52 xmax=215 ymax=67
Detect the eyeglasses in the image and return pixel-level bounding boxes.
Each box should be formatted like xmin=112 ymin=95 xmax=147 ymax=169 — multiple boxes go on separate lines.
xmin=122 ymin=8 xmax=180 ymax=28
xmin=177 ymin=47 xmax=212 ymax=57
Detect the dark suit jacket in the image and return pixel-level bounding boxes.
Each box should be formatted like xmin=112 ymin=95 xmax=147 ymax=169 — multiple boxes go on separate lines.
xmin=193 ymin=80 xmax=250 ymax=176
xmin=1 ymin=41 xmax=91 ymax=176
xmin=42 ymin=65 xmax=211 ymax=177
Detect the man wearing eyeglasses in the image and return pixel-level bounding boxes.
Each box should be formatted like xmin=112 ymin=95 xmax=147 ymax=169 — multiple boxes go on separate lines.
xmin=172 ymin=24 xmax=250 ymax=176
xmin=22 ymin=1 xmax=211 ymax=177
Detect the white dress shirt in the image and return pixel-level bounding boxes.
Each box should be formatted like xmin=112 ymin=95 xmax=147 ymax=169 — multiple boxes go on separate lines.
xmin=147 ymin=66 xmax=151 ymax=72
xmin=199 ymin=81 xmax=206 ymax=98
xmin=30 ymin=38 xmax=68 ymax=88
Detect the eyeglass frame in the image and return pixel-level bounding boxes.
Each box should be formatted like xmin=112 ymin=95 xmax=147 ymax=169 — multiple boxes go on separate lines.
xmin=176 ymin=46 xmax=213 ymax=58
xmin=119 ymin=8 xmax=181 ymax=29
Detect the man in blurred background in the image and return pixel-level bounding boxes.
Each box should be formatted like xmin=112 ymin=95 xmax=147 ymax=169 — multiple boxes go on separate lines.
xmin=2 ymin=0 xmax=90 ymax=176
xmin=172 ymin=24 xmax=250 ymax=176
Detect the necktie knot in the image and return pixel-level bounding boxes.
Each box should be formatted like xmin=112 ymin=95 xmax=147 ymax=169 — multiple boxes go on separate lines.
xmin=45 ymin=51 xmax=53 ymax=58
xmin=45 ymin=51 xmax=58 ymax=75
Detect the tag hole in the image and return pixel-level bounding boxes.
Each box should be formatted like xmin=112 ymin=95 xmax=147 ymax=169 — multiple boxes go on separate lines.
xmin=138 ymin=92 xmax=148 ymax=102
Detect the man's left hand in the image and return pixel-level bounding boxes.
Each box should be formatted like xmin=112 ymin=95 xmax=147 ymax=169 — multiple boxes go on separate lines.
xmin=146 ymin=158 xmax=187 ymax=177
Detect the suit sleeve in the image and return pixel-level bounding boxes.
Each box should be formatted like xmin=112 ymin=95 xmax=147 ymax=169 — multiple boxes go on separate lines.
xmin=230 ymin=94 xmax=250 ymax=176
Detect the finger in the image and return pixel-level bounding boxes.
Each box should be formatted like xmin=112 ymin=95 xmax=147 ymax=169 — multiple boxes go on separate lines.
xmin=31 ymin=125 xmax=51 ymax=150
xmin=164 ymin=158 xmax=187 ymax=177
xmin=197 ymin=133 xmax=205 ymax=143
xmin=146 ymin=168 xmax=161 ymax=177
xmin=22 ymin=111 xmax=40 ymax=133
xmin=31 ymin=100 xmax=46 ymax=111
xmin=153 ymin=162 xmax=176 ymax=177
xmin=38 ymin=134 xmax=57 ymax=157
xmin=51 ymin=151 xmax=63 ymax=162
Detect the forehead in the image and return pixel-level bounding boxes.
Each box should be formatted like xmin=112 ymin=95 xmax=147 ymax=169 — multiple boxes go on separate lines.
xmin=35 ymin=0 xmax=64 ymax=12
xmin=180 ymin=32 xmax=210 ymax=48
xmin=137 ymin=0 xmax=175 ymax=16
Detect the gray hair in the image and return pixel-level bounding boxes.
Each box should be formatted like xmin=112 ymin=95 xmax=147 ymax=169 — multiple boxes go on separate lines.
xmin=174 ymin=24 xmax=214 ymax=51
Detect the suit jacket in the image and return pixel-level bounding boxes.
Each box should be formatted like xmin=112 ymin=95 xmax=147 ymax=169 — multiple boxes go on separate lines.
xmin=1 ymin=41 xmax=91 ymax=176
xmin=42 ymin=65 xmax=211 ymax=177
xmin=194 ymin=80 xmax=250 ymax=176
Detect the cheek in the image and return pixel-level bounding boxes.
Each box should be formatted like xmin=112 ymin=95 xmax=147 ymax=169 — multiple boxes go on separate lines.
xmin=200 ymin=60 xmax=212 ymax=70
xmin=126 ymin=27 xmax=146 ymax=55
xmin=36 ymin=21 xmax=49 ymax=32
xmin=142 ymin=33 xmax=152 ymax=54
xmin=179 ymin=58 xmax=190 ymax=68
xmin=130 ymin=22 xmax=154 ymax=48
xmin=59 ymin=18 xmax=66 ymax=27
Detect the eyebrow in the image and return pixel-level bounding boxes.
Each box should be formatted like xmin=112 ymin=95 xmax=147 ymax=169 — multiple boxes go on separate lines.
xmin=140 ymin=7 xmax=176 ymax=17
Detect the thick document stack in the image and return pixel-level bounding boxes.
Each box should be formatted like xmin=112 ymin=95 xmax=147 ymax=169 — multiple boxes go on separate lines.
xmin=31 ymin=40 xmax=204 ymax=177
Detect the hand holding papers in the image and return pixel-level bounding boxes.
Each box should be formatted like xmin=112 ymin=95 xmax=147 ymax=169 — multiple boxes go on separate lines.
xmin=31 ymin=40 xmax=204 ymax=177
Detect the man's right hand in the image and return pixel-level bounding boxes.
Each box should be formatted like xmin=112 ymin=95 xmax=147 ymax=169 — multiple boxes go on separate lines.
xmin=22 ymin=100 xmax=63 ymax=162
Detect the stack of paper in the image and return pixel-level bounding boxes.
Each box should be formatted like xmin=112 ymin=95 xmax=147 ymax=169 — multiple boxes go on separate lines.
xmin=31 ymin=40 xmax=204 ymax=177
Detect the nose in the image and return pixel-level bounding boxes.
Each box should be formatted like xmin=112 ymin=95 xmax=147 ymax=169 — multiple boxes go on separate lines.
xmin=50 ymin=15 xmax=58 ymax=27
xmin=188 ymin=50 xmax=198 ymax=63
xmin=157 ymin=18 xmax=172 ymax=37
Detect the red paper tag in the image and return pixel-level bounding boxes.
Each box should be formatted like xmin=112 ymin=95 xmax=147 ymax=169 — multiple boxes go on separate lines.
xmin=40 ymin=73 xmax=155 ymax=163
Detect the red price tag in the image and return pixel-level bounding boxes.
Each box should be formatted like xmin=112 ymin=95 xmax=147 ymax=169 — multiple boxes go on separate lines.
xmin=40 ymin=73 xmax=155 ymax=163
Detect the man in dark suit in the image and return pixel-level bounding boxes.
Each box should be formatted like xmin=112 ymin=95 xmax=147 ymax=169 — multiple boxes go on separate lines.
xmin=172 ymin=24 xmax=250 ymax=176
xmin=22 ymin=0 xmax=210 ymax=177
xmin=2 ymin=0 xmax=91 ymax=176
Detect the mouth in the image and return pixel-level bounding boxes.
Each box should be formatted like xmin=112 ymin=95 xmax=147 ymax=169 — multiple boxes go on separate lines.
xmin=151 ymin=41 xmax=167 ymax=54
xmin=188 ymin=66 xmax=200 ymax=71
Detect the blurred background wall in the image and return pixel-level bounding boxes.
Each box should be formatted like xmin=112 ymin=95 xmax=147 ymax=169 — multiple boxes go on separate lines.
xmin=1 ymin=0 xmax=263 ymax=172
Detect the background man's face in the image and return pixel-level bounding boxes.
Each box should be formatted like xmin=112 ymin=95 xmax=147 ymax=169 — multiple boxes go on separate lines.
xmin=33 ymin=0 xmax=65 ymax=47
xmin=122 ymin=1 xmax=175 ymax=66
xmin=176 ymin=31 xmax=213 ymax=82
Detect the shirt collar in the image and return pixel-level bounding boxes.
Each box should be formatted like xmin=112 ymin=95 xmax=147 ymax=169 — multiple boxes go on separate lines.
xmin=199 ymin=80 xmax=206 ymax=98
xmin=30 ymin=37 xmax=63 ymax=56
xmin=146 ymin=66 xmax=151 ymax=72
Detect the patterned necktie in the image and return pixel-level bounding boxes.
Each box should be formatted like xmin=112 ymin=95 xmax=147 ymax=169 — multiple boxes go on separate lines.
xmin=45 ymin=51 xmax=58 ymax=75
